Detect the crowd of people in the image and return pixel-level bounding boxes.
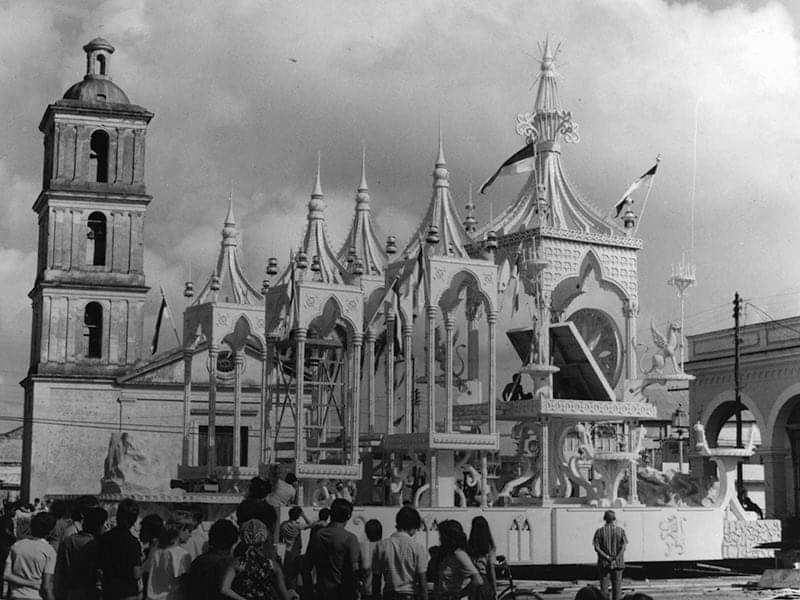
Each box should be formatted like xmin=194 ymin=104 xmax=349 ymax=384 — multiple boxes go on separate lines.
xmin=0 ymin=479 xmax=655 ymax=600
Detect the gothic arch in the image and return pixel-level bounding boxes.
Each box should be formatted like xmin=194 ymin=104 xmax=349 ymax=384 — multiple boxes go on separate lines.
xmin=436 ymin=269 xmax=494 ymax=317
xmin=306 ymin=295 xmax=358 ymax=342
xmin=550 ymin=249 xmax=630 ymax=314
xmin=700 ymin=389 xmax=764 ymax=447
xmin=765 ymin=382 xmax=800 ymax=448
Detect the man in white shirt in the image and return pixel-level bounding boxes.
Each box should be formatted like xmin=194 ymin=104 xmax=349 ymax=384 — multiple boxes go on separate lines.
xmin=4 ymin=511 xmax=57 ymax=600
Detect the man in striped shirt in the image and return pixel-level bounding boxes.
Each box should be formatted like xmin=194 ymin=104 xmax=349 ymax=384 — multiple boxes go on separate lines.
xmin=592 ymin=510 xmax=628 ymax=600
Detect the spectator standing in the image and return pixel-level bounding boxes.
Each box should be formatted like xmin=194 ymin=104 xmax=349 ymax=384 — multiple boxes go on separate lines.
xmin=145 ymin=520 xmax=192 ymax=600
xmin=0 ymin=515 xmax=16 ymax=582
xmin=4 ymin=511 xmax=57 ymax=600
xmin=306 ymin=499 xmax=360 ymax=600
xmin=300 ymin=508 xmax=329 ymax=600
xmin=432 ymin=520 xmax=482 ymax=600
xmin=47 ymin=500 xmax=72 ymax=554
xmin=372 ymin=506 xmax=428 ymax=600
xmin=466 ymin=516 xmax=496 ymax=600
xmin=592 ymin=510 xmax=628 ymax=600
xmin=189 ymin=520 xmax=239 ymax=600
xmin=267 ymin=474 xmax=298 ymax=510
xmin=98 ymin=498 xmax=142 ymax=600
xmin=278 ymin=507 xmax=310 ymax=591
xmin=54 ymin=506 xmax=107 ymax=600
xmin=360 ymin=519 xmax=382 ymax=600
xmin=62 ymin=496 xmax=100 ymax=539
xmin=180 ymin=509 xmax=209 ymax=562
xmin=220 ymin=518 xmax=296 ymax=600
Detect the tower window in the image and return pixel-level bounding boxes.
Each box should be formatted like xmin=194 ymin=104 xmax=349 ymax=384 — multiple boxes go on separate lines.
xmin=89 ymin=130 xmax=109 ymax=183
xmin=87 ymin=212 xmax=107 ymax=266
xmin=97 ymin=54 xmax=106 ymax=75
xmin=84 ymin=302 xmax=103 ymax=358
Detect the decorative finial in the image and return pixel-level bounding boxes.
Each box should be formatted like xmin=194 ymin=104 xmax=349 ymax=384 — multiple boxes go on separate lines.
xmin=312 ymin=152 xmax=323 ymax=198
xmin=436 ymin=116 xmax=446 ymax=166
xmin=464 ymin=182 xmax=478 ymax=233
xmin=225 ymin=191 xmax=235 ymax=226
xmin=359 ymin=141 xmax=368 ymax=192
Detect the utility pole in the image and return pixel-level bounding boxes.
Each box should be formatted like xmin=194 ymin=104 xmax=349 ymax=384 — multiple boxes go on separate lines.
xmin=733 ymin=292 xmax=743 ymax=493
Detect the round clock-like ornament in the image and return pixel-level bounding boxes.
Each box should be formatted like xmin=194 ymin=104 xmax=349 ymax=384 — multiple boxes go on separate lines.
xmin=567 ymin=308 xmax=623 ymax=387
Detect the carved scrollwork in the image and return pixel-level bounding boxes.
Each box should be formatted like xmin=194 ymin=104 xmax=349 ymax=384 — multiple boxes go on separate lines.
xmin=558 ymin=112 xmax=580 ymax=143
xmin=515 ymin=112 xmax=539 ymax=142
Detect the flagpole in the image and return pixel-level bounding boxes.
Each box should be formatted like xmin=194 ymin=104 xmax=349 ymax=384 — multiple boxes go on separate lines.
xmin=161 ymin=286 xmax=182 ymax=346
xmin=634 ymin=155 xmax=661 ymax=234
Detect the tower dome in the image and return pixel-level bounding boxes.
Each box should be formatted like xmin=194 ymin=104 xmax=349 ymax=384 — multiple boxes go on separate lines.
xmin=62 ymin=38 xmax=131 ymax=105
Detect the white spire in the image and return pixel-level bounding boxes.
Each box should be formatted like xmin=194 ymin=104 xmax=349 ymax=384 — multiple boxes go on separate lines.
xmin=312 ymin=151 xmax=323 ymax=198
xmin=359 ymin=141 xmax=368 ymax=192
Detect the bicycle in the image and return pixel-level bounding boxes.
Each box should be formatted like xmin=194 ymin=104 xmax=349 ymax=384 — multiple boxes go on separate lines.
xmin=495 ymin=554 xmax=544 ymax=600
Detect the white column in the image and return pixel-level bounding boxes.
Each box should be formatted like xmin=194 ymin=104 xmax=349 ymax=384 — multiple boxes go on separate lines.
xmin=261 ymin=343 xmax=271 ymax=465
xmin=404 ymin=324 xmax=414 ymax=433
xmin=540 ymin=417 xmax=550 ymax=504
xmin=481 ymin=452 xmax=489 ymax=508
xmin=623 ymin=299 xmax=639 ymax=380
xmin=295 ymin=329 xmax=307 ymax=468
xmin=488 ymin=311 xmax=497 ymax=435
xmin=427 ymin=305 xmax=437 ymax=434
xmin=365 ymin=331 xmax=376 ymax=434
xmin=352 ymin=334 xmax=362 ymax=464
xmin=444 ymin=316 xmax=454 ymax=432
xmin=207 ymin=345 xmax=218 ymax=477
xmin=233 ymin=351 xmax=243 ymax=468
xmin=386 ymin=316 xmax=395 ymax=434
xmin=182 ymin=350 xmax=193 ymax=465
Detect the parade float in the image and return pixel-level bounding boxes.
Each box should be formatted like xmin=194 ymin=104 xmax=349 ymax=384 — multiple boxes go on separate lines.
xmin=37 ymin=39 xmax=779 ymax=564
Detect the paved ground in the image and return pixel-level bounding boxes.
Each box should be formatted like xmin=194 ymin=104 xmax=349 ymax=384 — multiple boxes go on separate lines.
xmin=513 ymin=576 xmax=800 ymax=599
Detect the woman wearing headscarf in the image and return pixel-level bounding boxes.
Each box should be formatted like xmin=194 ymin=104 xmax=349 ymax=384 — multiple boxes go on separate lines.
xmin=219 ymin=519 xmax=297 ymax=600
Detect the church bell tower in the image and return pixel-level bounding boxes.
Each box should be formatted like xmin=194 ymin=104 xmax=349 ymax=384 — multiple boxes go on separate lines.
xmin=27 ymin=38 xmax=153 ymax=377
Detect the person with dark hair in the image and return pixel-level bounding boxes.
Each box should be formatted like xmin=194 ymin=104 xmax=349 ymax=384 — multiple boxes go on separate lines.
xmin=360 ymin=519 xmax=382 ymax=600
xmin=373 ymin=506 xmax=428 ymax=600
xmin=278 ymin=507 xmax=310 ymax=591
xmin=99 ymin=498 xmax=142 ymax=600
xmin=145 ymin=519 xmax=192 ymax=600
xmin=247 ymin=478 xmax=270 ymax=501
xmin=62 ymin=496 xmax=100 ymax=539
xmin=467 ymin=516 xmax=495 ymax=600
xmin=621 ymin=594 xmax=653 ymax=600
xmin=592 ymin=510 xmax=628 ymax=600
xmin=574 ymin=586 xmax=604 ymax=600
xmin=4 ymin=511 xmax=57 ymax=600
xmin=433 ymin=520 xmax=481 ymax=600
xmin=47 ymin=499 xmax=72 ymax=553
xmin=301 ymin=507 xmax=330 ymax=600
xmin=236 ymin=499 xmax=278 ymax=541
xmin=307 ymin=499 xmax=360 ymax=599
xmin=55 ymin=506 xmax=108 ymax=600
xmin=189 ymin=520 xmax=239 ymax=600
xmin=0 ymin=515 xmax=16 ymax=581
xmin=220 ymin=519 xmax=296 ymax=600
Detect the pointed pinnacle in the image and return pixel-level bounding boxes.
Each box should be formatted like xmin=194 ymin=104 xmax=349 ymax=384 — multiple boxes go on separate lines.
xmin=359 ymin=141 xmax=368 ymax=192
xmin=225 ymin=191 xmax=235 ymax=225
xmin=436 ymin=117 xmax=446 ymax=166
xmin=312 ymin=151 xmax=323 ymax=197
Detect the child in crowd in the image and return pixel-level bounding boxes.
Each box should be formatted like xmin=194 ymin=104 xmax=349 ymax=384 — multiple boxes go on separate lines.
xmin=4 ymin=511 xmax=57 ymax=600
xmin=360 ymin=519 xmax=382 ymax=600
xmin=467 ymin=516 xmax=496 ymax=600
xmin=189 ymin=519 xmax=239 ymax=600
xmin=145 ymin=518 xmax=192 ymax=600
xmin=433 ymin=520 xmax=482 ymax=600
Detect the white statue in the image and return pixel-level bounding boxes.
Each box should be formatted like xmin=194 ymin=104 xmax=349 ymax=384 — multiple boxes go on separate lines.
xmin=643 ymin=320 xmax=681 ymax=375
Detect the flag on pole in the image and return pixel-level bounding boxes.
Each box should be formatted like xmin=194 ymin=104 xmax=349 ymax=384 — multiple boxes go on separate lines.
xmin=510 ymin=244 xmax=523 ymax=316
xmin=479 ymin=144 xmax=535 ymax=194
xmin=614 ymin=162 xmax=659 ymax=217
xmin=150 ymin=290 xmax=170 ymax=355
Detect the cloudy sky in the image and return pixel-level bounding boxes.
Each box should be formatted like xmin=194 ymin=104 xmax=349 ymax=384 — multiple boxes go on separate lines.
xmin=1 ymin=0 xmax=799 ymax=429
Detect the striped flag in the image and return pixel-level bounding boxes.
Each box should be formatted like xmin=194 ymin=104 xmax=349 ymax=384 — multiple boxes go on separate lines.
xmin=614 ymin=162 xmax=659 ymax=217
xmin=479 ymin=144 xmax=535 ymax=194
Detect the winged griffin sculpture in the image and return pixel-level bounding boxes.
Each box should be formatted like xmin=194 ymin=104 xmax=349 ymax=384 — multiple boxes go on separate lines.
xmin=643 ymin=319 xmax=682 ymax=375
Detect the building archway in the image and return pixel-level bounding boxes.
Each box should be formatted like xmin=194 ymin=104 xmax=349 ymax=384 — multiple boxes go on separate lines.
xmin=768 ymin=393 xmax=800 ymax=519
